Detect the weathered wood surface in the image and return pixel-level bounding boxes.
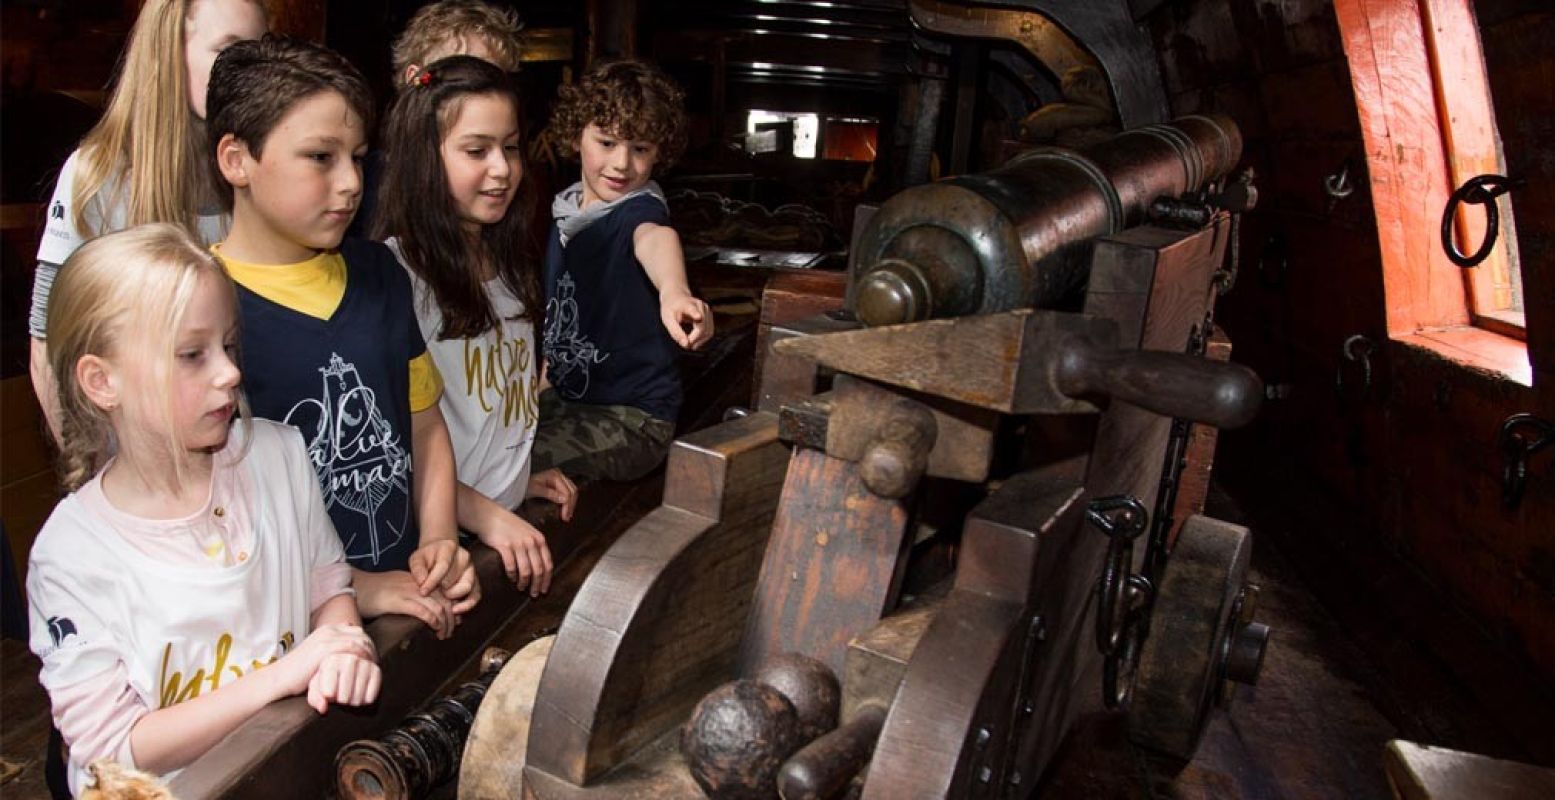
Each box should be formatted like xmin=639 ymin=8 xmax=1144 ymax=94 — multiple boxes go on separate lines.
xmin=841 ymin=606 xmax=935 ymax=721
xmin=525 ymin=413 xmax=789 ymax=786
xmin=1128 ymin=515 xmax=1254 ymax=762
xmin=1083 ymin=223 xmax=1225 ymax=510
xmin=863 ymin=470 xmax=1086 ymax=799
xmin=774 ymin=301 xmax=1255 ymax=428
xmin=824 ymin=375 xmax=998 ymax=486
xmin=858 ymin=590 xmax=1027 ymax=799
xmin=756 ymin=311 xmax=860 ymax=414
xmin=751 ymin=271 xmax=849 ymax=411
xmin=737 ymin=448 xmax=912 ymax=679
xmin=523 ymin=729 xmax=702 ymax=800
xmin=772 ymin=309 xmax=1114 ymax=415
xmin=1333 ymin=0 xmax=1470 ymax=335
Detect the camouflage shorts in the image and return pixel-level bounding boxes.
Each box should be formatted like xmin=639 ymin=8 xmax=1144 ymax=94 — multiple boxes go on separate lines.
xmin=530 ymin=389 xmax=675 ymax=483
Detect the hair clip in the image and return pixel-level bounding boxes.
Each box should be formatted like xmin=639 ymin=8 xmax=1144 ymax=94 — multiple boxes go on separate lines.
xmin=417 ymin=70 xmax=434 ymax=86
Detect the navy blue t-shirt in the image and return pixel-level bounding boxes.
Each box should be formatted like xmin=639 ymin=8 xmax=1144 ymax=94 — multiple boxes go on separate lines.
xmin=233 ymin=238 xmax=426 ymax=572
xmin=542 ymin=194 xmax=682 ymax=422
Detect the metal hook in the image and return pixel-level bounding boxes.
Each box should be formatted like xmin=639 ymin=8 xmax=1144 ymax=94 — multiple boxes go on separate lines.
xmin=1335 ymin=334 xmax=1375 ymax=400
xmin=1500 ymin=413 xmax=1555 ymax=510
xmin=1324 ymin=164 xmax=1354 ymax=213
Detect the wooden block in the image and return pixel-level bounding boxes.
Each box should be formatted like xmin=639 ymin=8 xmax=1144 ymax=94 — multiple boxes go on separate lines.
xmin=842 ymin=605 xmax=936 ymax=721
xmin=737 ymin=448 xmax=911 ymax=678
xmin=858 ymin=590 xmax=1026 ymax=800
xmin=756 ymin=311 xmax=860 ymax=413
xmin=525 ymin=413 xmax=789 ymax=786
xmin=954 ymin=469 xmax=1086 ymax=604
xmin=752 ymin=271 xmax=849 ymax=410
xmin=772 ymin=310 xmax=1115 ymax=414
xmin=1384 ymin=740 xmax=1555 ymax=800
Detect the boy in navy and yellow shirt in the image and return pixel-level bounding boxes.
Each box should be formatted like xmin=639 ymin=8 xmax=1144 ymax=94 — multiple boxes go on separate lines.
xmin=206 ymin=35 xmax=478 ymax=637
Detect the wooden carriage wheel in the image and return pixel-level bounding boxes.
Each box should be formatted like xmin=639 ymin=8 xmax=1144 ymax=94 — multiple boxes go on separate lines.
xmin=1127 ymin=514 xmax=1254 ymax=764
xmin=457 ymin=635 xmax=556 ymax=800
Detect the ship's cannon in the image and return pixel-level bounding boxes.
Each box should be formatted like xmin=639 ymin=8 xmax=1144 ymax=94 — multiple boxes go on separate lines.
xmin=340 ymin=115 xmax=1270 ymax=799
xmin=850 ymin=114 xmax=1243 ymax=326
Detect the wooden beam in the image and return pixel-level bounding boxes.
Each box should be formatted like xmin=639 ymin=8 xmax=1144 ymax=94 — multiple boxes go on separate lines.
xmin=1333 ymin=0 xmax=1470 ymax=334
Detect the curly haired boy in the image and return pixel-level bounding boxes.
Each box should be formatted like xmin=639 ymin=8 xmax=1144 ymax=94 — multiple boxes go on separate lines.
xmin=534 ymin=59 xmax=713 ymax=483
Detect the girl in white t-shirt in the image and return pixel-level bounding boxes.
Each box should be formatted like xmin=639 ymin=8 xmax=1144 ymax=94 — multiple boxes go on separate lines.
xmin=31 ymin=0 xmax=268 ymax=438
xmin=375 ymin=55 xmax=577 ymax=597
xmin=28 ymin=224 xmax=380 ymax=795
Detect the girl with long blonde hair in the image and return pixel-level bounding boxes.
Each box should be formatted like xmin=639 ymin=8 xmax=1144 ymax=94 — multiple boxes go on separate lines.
xmin=29 ymin=0 xmax=266 ymax=437
xmin=31 ymin=224 xmax=378 ymax=795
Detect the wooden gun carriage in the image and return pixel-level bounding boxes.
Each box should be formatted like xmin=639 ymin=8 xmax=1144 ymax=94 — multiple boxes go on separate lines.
xmin=339 ymin=114 xmax=1272 ymax=800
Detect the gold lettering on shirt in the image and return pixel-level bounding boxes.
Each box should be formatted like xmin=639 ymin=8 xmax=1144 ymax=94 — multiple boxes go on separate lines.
xmin=463 ymin=330 xmax=539 ymax=430
xmin=157 ymin=630 xmax=294 ymax=708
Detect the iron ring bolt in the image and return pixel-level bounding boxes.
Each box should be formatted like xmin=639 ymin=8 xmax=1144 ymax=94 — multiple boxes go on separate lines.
xmin=1441 ymin=174 xmax=1520 ymax=268
xmin=1499 ymin=413 xmax=1555 ymax=510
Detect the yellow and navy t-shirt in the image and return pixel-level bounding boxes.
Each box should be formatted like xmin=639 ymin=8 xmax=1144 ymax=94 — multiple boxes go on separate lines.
xmin=217 ymin=239 xmax=441 ymax=572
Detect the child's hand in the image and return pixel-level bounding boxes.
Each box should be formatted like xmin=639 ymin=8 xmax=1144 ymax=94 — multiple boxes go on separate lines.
xmin=306 ymin=652 xmax=381 ymax=714
xmin=354 ymin=569 xmax=457 ymax=639
xmin=660 ymin=292 xmax=714 ymax=350
xmin=412 ymin=540 xmax=482 ymax=616
xmin=275 ymin=623 xmax=375 ymax=700
xmin=408 ymin=539 xmax=463 ymax=595
xmin=527 ymin=468 xmax=578 ymax=522
xmin=478 ymin=510 xmax=554 ymax=596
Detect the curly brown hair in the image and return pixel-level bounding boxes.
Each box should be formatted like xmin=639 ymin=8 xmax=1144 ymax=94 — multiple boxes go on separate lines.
xmin=546 ymin=59 xmax=687 ymax=169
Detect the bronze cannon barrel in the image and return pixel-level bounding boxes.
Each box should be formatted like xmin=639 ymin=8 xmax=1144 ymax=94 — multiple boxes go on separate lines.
xmin=851 ymin=114 xmax=1242 ymax=326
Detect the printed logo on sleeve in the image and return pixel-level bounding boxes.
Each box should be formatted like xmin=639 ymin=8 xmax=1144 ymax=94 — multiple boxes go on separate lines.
xmin=49 ymin=201 xmax=64 ymax=221
xmin=47 ymin=616 xmax=77 ymax=647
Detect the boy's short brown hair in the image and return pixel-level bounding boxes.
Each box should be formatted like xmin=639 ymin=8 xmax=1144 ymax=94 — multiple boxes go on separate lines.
xmin=547 ymin=59 xmax=688 ymax=170
xmin=392 ymin=0 xmax=524 ymax=82
xmin=206 ymin=34 xmax=375 ymax=210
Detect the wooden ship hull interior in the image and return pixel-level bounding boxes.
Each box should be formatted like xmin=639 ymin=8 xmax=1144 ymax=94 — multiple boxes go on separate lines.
xmin=1 ymin=1 xmax=1551 ymax=798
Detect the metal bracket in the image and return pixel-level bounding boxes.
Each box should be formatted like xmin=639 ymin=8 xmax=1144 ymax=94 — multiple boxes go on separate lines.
xmin=1500 ymin=413 xmax=1555 ymax=510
